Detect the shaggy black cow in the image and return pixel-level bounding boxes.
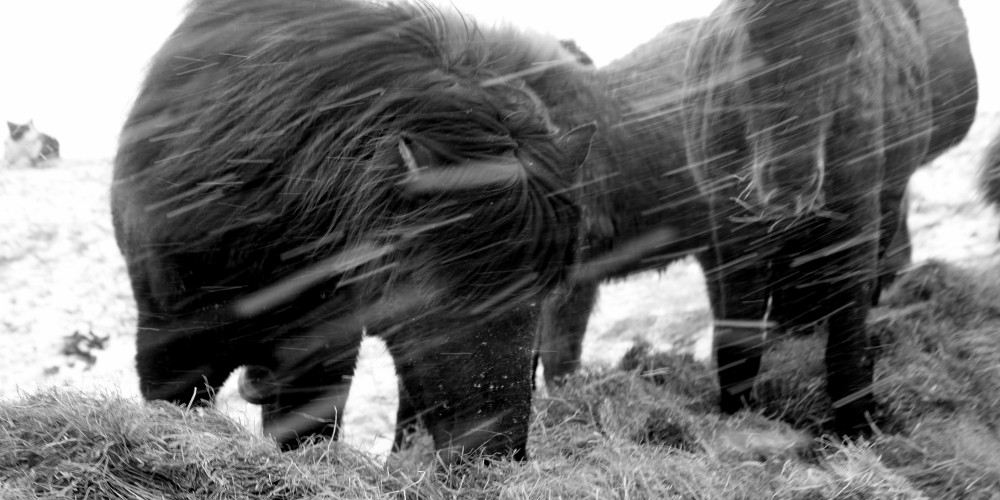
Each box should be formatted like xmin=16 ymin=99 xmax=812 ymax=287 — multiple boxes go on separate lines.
xmin=682 ymin=0 xmax=974 ymax=434
xmin=533 ymin=0 xmax=976 ymax=436
xmin=530 ymin=19 xmax=710 ymax=387
xmin=112 ymin=0 xmax=594 ymax=461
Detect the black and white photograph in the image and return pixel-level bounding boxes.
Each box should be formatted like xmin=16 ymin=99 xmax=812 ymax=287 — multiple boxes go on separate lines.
xmin=2 ymin=0 xmax=999 ymax=497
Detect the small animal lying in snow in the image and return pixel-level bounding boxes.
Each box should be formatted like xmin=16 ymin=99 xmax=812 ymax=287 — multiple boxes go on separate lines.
xmin=4 ymin=120 xmax=60 ymax=167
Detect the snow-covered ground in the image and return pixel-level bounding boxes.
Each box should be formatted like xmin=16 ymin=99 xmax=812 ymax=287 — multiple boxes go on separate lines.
xmin=2 ymin=1 xmax=999 ymax=460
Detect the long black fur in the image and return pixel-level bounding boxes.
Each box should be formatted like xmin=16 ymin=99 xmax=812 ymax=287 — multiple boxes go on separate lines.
xmin=113 ymin=0 xmax=594 ymax=460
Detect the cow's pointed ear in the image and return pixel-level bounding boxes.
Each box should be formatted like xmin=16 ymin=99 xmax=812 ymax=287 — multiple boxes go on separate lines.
xmin=558 ymin=122 xmax=597 ymax=169
xmin=6 ymin=122 xmax=15 ymax=134
xmin=398 ymin=137 xmax=421 ymax=174
xmin=394 ymin=136 xmax=439 ymax=197
xmin=395 ymin=136 xmax=439 ymax=173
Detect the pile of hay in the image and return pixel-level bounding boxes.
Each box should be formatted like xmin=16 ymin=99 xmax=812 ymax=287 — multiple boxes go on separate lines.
xmin=0 ymin=389 xmax=406 ymax=499
xmin=3 ymin=260 xmax=1000 ymax=499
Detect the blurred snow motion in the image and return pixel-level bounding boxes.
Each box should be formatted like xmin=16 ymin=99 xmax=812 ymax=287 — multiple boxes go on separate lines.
xmin=1 ymin=0 xmax=998 ymax=459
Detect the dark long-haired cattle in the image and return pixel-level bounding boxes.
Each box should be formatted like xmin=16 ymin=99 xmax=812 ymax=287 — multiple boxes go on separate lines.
xmin=530 ymin=19 xmax=710 ymax=386
xmin=533 ymin=0 xmax=976 ymax=437
xmin=112 ymin=0 xmax=594 ymax=460
xmin=682 ymin=0 xmax=974 ymax=435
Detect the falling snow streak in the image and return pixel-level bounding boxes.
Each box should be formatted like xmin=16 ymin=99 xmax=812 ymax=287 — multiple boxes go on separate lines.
xmin=233 ymin=243 xmax=396 ymax=317
xmin=397 ymin=156 xmax=526 ymax=195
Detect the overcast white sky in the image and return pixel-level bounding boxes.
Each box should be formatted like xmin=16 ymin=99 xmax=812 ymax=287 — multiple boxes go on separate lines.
xmin=1 ymin=1 xmax=996 ymax=160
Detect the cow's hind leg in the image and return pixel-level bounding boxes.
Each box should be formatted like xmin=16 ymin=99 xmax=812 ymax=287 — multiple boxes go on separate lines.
xmin=385 ymin=304 xmax=537 ymax=462
xmin=393 ymin=380 xmax=422 ymax=451
xmin=876 ymin=212 xmax=911 ymax=303
xmin=698 ymin=243 xmax=773 ymax=415
xmin=825 ymin=282 xmax=876 ymax=436
xmin=874 ymin=191 xmax=912 ymax=304
xmin=820 ymin=227 xmax=878 ymax=436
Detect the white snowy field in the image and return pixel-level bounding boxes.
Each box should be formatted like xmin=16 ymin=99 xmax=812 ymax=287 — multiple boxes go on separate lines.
xmin=2 ymin=0 xmax=999 ymax=459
